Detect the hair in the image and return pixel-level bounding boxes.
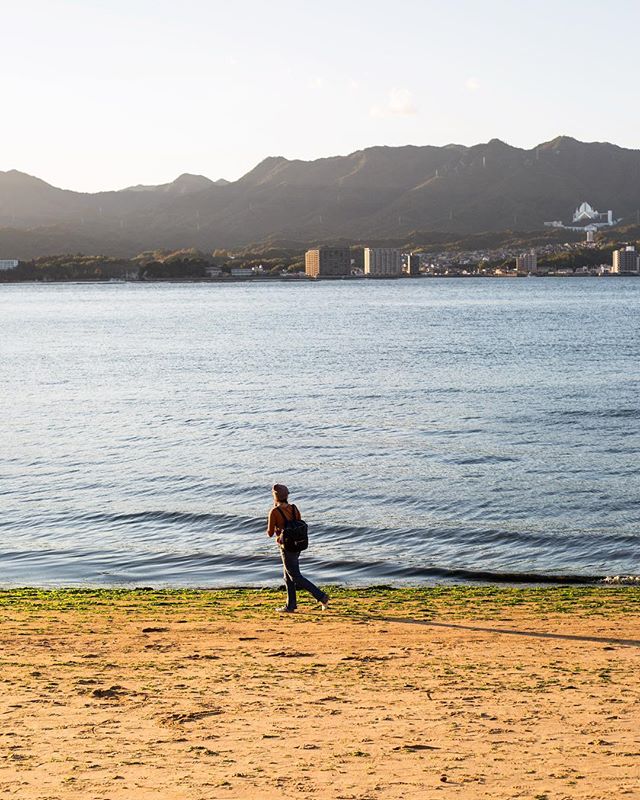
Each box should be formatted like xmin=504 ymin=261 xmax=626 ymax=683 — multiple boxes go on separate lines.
xmin=272 ymin=484 xmax=289 ymax=502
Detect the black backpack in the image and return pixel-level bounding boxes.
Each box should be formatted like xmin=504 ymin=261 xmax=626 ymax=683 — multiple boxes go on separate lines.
xmin=277 ymin=505 xmax=309 ymax=553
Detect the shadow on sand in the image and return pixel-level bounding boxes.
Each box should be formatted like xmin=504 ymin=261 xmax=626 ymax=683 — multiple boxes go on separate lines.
xmin=373 ymin=616 xmax=640 ymax=648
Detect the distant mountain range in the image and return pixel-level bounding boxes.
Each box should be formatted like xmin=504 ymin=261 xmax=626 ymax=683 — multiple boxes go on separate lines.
xmin=3 ymin=136 xmax=640 ymax=258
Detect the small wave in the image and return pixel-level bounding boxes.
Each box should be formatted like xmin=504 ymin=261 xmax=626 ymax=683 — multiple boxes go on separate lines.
xmin=421 ymin=566 xmax=602 ymax=585
xmin=0 ymin=544 xmax=609 ymax=588
xmin=601 ymin=575 xmax=640 ymax=585
xmin=311 ymin=554 xmax=603 ymax=585
xmin=77 ymin=509 xmax=255 ymax=529
xmin=452 ymin=455 xmax=518 ymax=465
xmin=554 ymin=408 xmax=640 ymax=420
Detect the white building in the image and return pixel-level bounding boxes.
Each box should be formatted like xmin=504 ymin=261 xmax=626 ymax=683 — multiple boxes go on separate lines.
xmin=572 ymin=202 xmax=613 ymax=225
xmin=0 ymin=259 xmax=19 ymax=271
xmin=612 ymin=245 xmax=639 ymax=274
xmin=363 ymin=248 xmax=402 ymax=276
xmin=515 ymin=251 xmax=538 ymax=274
xmin=545 ymin=202 xmax=618 ymax=231
xmin=404 ymin=252 xmax=421 ymax=276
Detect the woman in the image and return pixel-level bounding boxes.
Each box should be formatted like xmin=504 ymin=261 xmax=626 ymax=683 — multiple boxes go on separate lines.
xmin=267 ymin=483 xmax=329 ymax=613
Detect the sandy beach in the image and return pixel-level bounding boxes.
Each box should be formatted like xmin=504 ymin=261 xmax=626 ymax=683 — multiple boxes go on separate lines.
xmin=1 ymin=587 xmax=639 ymax=799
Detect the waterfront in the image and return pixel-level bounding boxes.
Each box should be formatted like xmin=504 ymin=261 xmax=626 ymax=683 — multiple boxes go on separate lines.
xmin=1 ymin=279 xmax=639 ymax=586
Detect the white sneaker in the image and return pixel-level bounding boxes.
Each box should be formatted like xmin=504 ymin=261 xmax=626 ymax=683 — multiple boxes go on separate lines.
xmin=320 ymin=595 xmax=330 ymax=611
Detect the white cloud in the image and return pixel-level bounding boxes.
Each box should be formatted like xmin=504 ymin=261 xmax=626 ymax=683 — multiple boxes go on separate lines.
xmin=465 ymin=77 xmax=481 ymax=91
xmin=370 ymin=87 xmax=418 ymax=118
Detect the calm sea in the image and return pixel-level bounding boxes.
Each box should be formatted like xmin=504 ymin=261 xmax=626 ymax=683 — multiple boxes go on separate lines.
xmin=1 ymin=279 xmax=638 ymax=587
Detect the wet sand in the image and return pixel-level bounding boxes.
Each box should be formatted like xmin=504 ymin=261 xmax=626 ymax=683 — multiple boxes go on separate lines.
xmin=1 ymin=587 xmax=639 ymax=799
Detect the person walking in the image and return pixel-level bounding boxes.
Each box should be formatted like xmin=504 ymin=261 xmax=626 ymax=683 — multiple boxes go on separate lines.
xmin=267 ymin=484 xmax=329 ymax=613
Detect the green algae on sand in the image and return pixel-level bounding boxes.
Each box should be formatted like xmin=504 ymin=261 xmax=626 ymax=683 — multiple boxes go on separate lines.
xmin=0 ymin=585 xmax=638 ymax=620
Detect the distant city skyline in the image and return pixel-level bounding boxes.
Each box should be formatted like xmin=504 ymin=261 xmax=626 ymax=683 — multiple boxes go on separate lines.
xmin=4 ymin=0 xmax=640 ymax=192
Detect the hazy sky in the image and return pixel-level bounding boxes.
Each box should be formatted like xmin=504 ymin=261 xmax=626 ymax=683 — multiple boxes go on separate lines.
xmin=3 ymin=0 xmax=640 ymax=192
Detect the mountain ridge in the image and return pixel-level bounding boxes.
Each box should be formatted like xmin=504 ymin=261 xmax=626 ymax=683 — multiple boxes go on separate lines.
xmin=2 ymin=136 xmax=640 ymax=258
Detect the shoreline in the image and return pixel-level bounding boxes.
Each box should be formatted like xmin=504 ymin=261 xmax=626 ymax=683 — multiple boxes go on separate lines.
xmin=1 ymin=571 xmax=638 ymax=591
xmin=1 ymin=272 xmax=639 ymax=286
xmin=2 ymin=584 xmax=639 ymax=614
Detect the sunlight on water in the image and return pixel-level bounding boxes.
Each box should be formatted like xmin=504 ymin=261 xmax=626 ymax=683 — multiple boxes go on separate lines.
xmin=1 ymin=279 xmax=639 ymax=586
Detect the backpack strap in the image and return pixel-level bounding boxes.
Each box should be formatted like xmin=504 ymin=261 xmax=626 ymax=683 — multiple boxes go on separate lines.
xmin=276 ymin=504 xmax=300 ymax=525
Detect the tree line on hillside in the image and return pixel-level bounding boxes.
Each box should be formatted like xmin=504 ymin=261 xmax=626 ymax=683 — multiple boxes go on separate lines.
xmin=0 ymin=249 xmax=307 ymax=282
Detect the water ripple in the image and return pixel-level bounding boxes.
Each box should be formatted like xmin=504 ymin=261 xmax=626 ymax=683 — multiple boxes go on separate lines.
xmin=2 ymin=279 xmax=639 ymax=586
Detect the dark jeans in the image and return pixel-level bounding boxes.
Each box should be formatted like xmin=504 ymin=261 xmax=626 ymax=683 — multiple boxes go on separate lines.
xmin=280 ymin=547 xmax=326 ymax=610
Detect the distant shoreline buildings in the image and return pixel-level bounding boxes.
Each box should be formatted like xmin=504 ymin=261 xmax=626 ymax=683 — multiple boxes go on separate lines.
xmin=305 ymin=246 xmax=422 ymax=278
xmin=515 ymin=251 xmax=538 ymax=275
xmin=304 ymin=247 xmax=351 ymax=278
xmin=612 ymin=245 xmax=640 ymax=274
xmin=3 ymin=212 xmax=640 ymax=281
xmin=363 ymin=247 xmax=402 ymax=277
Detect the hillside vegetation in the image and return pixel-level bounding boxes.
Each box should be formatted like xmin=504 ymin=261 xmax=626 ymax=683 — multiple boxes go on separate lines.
xmin=2 ymin=137 xmax=640 ymax=257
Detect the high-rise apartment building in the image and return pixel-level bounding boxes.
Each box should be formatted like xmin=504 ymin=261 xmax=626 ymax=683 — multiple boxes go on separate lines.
xmin=515 ymin=251 xmax=537 ymax=274
xmin=363 ymin=248 xmax=402 ymax=276
xmin=305 ymin=247 xmax=351 ymax=278
xmin=405 ymin=252 xmax=421 ymax=276
xmin=612 ymin=245 xmax=639 ymax=274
